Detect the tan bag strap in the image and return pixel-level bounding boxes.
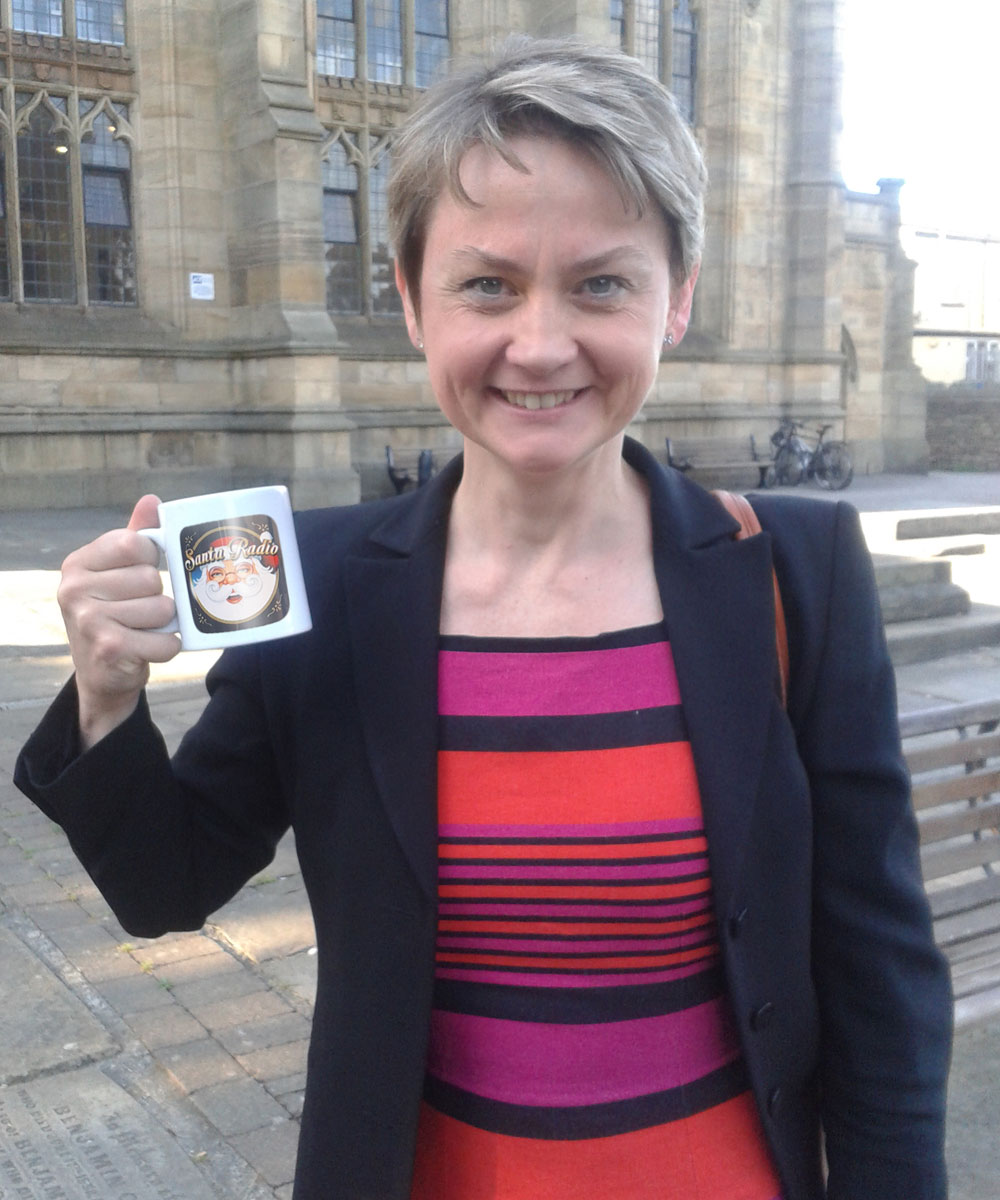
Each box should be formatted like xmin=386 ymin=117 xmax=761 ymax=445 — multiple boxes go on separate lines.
xmin=712 ymin=490 xmax=790 ymax=709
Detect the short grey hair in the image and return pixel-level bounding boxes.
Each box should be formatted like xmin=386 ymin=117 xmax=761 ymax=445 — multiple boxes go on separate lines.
xmin=388 ymin=35 xmax=707 ymax=305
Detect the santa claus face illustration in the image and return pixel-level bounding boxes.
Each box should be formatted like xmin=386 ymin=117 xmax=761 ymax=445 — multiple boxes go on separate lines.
xmin=185 ymin=531 xmax=281 ymax=626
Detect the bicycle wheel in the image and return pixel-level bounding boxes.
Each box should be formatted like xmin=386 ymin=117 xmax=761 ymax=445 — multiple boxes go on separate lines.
xmin=774 ymin=444 xmax=805 ymax=486
xmin=815 ymin=442 xmax=854 ymax=490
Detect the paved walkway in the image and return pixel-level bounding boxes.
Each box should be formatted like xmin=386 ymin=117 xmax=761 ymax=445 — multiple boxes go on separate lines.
xmin=1 ymin=473 xmax=999 ymax=1198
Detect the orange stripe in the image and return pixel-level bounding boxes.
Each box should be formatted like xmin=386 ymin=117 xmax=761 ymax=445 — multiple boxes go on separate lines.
xmin=410 ymin=1091 xmax=782 ymax=1200
xmin=438 ymin=837 xmax=708 ymax=862
xmin=437 ymin=915 xmax=716 ymax=937
xmin=434 ymin=947 xmax=714 ymax=971
xmin=438 ymin=743 xmax=701 ymax=826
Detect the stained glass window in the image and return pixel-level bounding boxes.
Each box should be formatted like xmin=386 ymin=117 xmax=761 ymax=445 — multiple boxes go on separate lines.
xmin=414 ymin=0 xmax=448 ymax=87
xmin=369 ymin=151 xmax=401 ymax=314
xmin=317 ymin=0 xmax=356 ymax=78
xmin=366 ymin=0 xmax=402 ymax=84
xmin=12 ymin=1 xmax=63 ymax=36
xmin=75 ymin=0 xmax=126 ymax=45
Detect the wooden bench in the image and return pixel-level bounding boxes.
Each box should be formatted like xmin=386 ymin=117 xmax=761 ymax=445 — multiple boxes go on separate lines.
xmin=385 ymin=445 xmax=435 ymax=494
xmin=665 ymin=435 xmax=769 ymax=488
xmin=900 ymin=698 xmax=1000 ymax=1027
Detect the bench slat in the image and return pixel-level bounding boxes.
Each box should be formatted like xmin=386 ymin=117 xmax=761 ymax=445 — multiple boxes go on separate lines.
xmin=945 ymin=927 xmax=1000 ymax=968
xmin=918 ymin=797 xmax=1000 ymax=845
xmin=905 ymin=730 xmax=1000 ymax=776
xmin=911 ymin=766 xmax=1000 ymax=811
xmin=927 ymin=872 xmax=1000 ymax=920
xmin=934 ymin=900 xmax=1000 ymax=948
xmin=921 ymin=836 xmax=1000 ymax=881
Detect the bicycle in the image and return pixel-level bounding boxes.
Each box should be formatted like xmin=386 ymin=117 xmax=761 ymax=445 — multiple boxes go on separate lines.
xmin=765 ymin=420 xmax=854 ymax=490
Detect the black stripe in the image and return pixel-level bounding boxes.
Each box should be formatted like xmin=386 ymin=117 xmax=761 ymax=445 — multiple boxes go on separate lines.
xmin=441 ymin=852 xmax=708 ymax=867
xmin=422 ymin=1058 xmax=750 ymax=1140
xmin=439 ymin=706 xmax=687 ymax=752
xmin=438 ymin=911 xmax=713 ymax=925
xmin=432 ymin=965 xmax=725 ymax=1022
xmin=436 ymin=955 xmax=717 ymax=978
xmin=438 ymin=937 xmax=717 ymax=961
xmin=440 ymin=622 xmax=667 ymax=654
xmin=439 ymin=929 xmax=711 ymax=943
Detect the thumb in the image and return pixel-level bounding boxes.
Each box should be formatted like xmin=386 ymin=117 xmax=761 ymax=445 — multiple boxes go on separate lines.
xmin=127 ymin=494 xmax=162 ymax=532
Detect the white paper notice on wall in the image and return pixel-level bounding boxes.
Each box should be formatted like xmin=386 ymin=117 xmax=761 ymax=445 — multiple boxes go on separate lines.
xmin=189 ymin=272 xmax=215 ymax=301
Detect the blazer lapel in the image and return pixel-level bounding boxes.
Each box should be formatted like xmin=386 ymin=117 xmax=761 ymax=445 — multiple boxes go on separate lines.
xmin=628 ymin=441 xmax=782 ymax=915
xmin=344 ymin=459 xmax=462 ymax=902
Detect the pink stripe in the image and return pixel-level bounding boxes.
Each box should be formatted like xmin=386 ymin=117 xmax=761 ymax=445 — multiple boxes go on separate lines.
xmin=438 ymin=858 xmax=709 ymax=882
xmin=437 ymin=930 xmax=714 ymax=955
xmin=437 ymin=898 xmax=714 ymax=919
xmin=435 ymin=958 xmax=717 ymax=989
xmin=439 ymin=818 xmax=702 ymax=839
xmin=438 ymin=643 xmax=680 ymax=716
xmin=427 ymin=998 xmax=739 ymax=1107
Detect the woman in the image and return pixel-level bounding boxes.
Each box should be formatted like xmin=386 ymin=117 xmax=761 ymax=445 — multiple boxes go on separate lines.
xmin=16 ymin=36 xmax=950 ymax=1200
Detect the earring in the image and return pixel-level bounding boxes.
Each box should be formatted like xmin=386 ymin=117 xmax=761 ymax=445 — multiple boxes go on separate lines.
xmin=663 ymin=333 xmax=675 ymax=346
xmin=416 ymin=339 xmax=424 ymax=351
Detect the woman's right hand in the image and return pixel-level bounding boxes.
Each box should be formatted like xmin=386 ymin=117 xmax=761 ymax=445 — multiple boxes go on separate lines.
xmin=57 ymin=494 xmax=181 ymax=750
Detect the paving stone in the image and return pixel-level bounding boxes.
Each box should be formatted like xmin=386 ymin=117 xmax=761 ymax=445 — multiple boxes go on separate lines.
xmin=98 ymin=971 xmax=180 ymax=1016
xmin=153 ymin=948 xmax=244 ymax=985
xmin=2 ymin=877 xmax=69 ymax=906
xmin=138 ymin=931 xmax=225 ymax=966
xmin=170 ymin=969 xmax=269 ymax=1014
xmin=189 ymin=1078 xmax=291 ymax=1137
xmin=196 ymin=987 xmax=296 ymax=1033
xmin=0 ymin=925 xmax=116 ymax=1085
xmin=214 ymin=1012 xmax=312 ymax=1056
xmin=230 ymin=1119 xmax=300 ymax=1188
xmin=124 ymin=1006 xmax=207 ymax=1051
xmin=264 ymin=1073 xmax=308 ymax=1100
xmin=155 ymin=1038 xmax=245 ymax=1093
xmin=236 ymin=1039 xmax=309 ymax=1085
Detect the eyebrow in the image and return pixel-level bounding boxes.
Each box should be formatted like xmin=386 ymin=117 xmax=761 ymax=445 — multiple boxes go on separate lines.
xmin=446 ymin=245 xmax=654 ymax=274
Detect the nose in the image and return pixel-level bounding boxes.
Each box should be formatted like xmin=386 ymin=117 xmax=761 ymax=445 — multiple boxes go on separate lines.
xmin=504 ymin=293 xmax=577 ymax=376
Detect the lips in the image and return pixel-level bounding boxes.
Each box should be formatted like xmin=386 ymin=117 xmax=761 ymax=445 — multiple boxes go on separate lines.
xmin=501 ymin=389 xmax=577 ymax=411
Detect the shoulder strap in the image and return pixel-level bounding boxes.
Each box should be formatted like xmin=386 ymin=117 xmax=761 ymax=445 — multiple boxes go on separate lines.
xmin=712 ymin=490 xmax=790 ymax=709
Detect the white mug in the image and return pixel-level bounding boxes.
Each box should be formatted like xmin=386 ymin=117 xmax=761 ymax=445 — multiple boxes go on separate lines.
xmin=137 ymin=485 xmax=312 ymax=651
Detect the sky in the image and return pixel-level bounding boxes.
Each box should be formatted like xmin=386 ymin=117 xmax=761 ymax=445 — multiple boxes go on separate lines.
xmin=839 ymin=0 xmax=999 ymax=234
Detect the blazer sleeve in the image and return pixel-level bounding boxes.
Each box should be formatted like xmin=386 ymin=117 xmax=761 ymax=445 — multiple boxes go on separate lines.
xmin=761 ymin=497 xmax=953 ymax=1200
xmin=13 ymin=644 xmax=289 ymax=937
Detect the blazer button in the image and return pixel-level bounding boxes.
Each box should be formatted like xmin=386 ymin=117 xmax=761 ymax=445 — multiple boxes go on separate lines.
xmin=767 ymin=1086 xmax=783 ymax=1116
xmin=750 ymin=1001 xmax=775 ymax=1031
xmin=728 ymin=907 xmax=749 ymax=939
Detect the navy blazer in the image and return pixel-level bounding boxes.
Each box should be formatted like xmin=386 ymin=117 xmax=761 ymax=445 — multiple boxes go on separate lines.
xmin=16 ymin=438 xmax=951 ymax=1200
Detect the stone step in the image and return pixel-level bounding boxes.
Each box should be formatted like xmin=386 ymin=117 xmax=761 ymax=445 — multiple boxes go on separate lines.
xmin=885 ymin=605 xmax=1000 ymax=667
xmin=896 ymin=511 xmax=1000 ymax=540
xmin=872 ymin=555 xmax=972 ymax=624
xmin=873 ymin=555 xmax=953 ymax=589
xmin=878 ymin=582 xmax=971 ymax=624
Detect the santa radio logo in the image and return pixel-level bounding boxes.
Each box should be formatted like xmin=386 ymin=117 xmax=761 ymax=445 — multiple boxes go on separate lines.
xmin=180 ymin=514 xmax=289 ymax=633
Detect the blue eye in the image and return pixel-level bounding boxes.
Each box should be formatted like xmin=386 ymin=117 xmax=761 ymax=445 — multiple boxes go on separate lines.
xmin=467 ymin=277 xmax=504 ymax=296
xmin=584 ymin=275 xmax=624 ymax=296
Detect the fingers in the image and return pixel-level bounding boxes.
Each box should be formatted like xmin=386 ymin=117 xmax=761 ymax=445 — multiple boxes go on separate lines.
xmin=127 ymin=493 xmax=162 ymax=533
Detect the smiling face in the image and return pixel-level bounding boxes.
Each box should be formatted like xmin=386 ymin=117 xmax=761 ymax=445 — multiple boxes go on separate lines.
xmin=396 ymin=135 xmax=696 ymax=483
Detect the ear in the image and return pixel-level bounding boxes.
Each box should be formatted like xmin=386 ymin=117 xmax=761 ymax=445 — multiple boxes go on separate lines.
xmin=394 ymin=259 xmax=423 ymax=349
xmin=664 ymin=262 xmax=700 ymax=348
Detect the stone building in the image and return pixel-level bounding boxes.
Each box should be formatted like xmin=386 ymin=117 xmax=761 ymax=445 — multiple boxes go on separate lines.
xmin=0 ymin=0 xmax=923 ymax=509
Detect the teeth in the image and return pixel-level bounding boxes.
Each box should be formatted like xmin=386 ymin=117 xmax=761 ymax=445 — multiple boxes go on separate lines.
xmin=502 ymin=390 xmax=575 ymax=410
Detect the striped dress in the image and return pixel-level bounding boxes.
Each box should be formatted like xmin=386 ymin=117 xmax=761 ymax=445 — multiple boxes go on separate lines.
xmin=410 ymin=624 xmax=783 ymax=1199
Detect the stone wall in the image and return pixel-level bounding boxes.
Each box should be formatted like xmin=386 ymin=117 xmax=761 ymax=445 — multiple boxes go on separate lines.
xmin=926 ymin=390 xmax=1000 ymax=470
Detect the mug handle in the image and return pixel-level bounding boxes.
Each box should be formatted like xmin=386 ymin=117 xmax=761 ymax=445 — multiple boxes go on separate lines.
xmin=135 ymin=527 xmax=180 ymax=635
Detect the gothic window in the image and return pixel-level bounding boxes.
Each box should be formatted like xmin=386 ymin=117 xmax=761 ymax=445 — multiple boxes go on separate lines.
xmin=322 ymin=131 xmax=403 ymax=319
xmin=323 ymin=138 xmax=363 ymax=314
xmin=81 ymin=104 xmax=136 ymax=304
xmin=316 ymin=0 xmax=449 ymax=87
xmin=10 ymin=0 xmax=126 ymax=42
xmin=1 ymin=91 xmax=136 ymax=306
xmin=414 ymin=0 xmax=448 ymax=87
xmin=17 ymin=95 xmax=75 ymax=302
xmin=317 ymin=0 xmax=356 ymax=78
xmin=0 ymin=150 xmax=10 ymax=300
xmin=613 ymin=0 xmax=698 ymax=124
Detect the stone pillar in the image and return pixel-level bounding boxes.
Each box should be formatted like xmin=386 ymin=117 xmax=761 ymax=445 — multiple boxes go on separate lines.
xmin=132 ymin=0 xmax=232 ymax=339
xmin=783 ymin=0 xmax=844 ymax=370
xmin=220 ymin=0 xmax=335 ymax=345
